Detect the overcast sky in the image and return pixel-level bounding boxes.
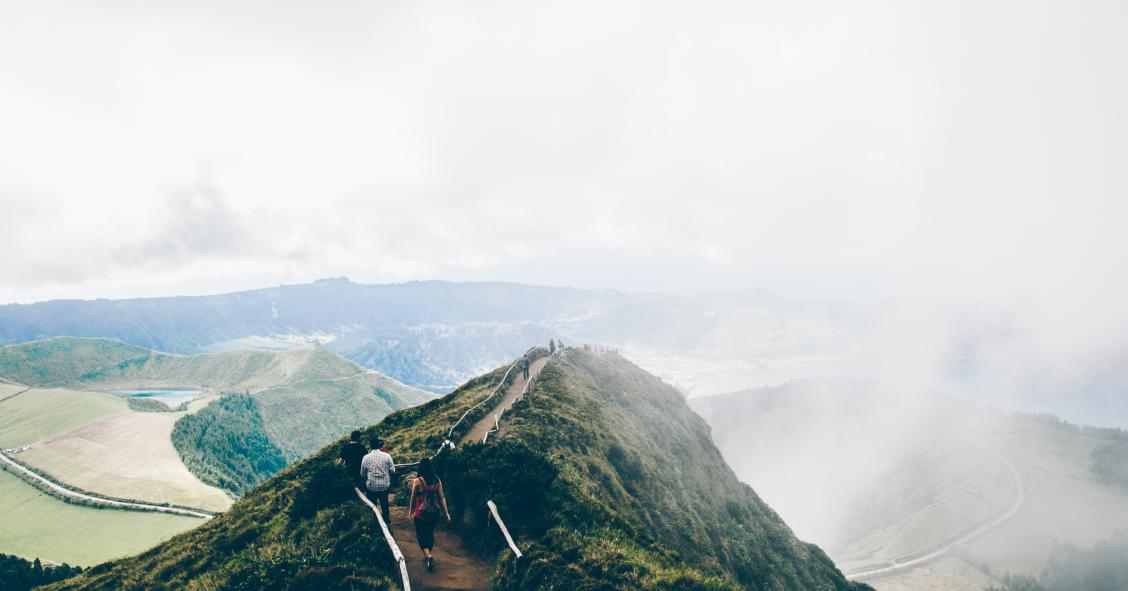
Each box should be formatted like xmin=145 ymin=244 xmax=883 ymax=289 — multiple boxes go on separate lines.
xmin=1 ymin=0 xmax=1125 ymax=307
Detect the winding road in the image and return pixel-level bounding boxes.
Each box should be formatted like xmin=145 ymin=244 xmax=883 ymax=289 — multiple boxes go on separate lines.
xmin=844 ymin=451 xmax=1025 ymax=580
xmin=0 ymin=451 xmax=214 ymax=519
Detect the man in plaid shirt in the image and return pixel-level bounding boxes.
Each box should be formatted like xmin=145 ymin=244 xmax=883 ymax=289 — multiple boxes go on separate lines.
xmin=361 ymin=436 xmax=396 ymax=523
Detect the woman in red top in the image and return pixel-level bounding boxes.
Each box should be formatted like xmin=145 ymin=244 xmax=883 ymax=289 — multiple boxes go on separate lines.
xmin=408 ymin=457 xmax=451 ymax=571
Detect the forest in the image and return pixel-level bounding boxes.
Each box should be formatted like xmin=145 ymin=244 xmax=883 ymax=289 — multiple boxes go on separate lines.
xmin=170 ymin=393 xmax=287 ymax=495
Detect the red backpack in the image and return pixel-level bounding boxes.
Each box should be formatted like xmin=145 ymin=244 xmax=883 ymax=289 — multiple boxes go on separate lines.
xmin=414 ymin=478 xmax=441 ymax=519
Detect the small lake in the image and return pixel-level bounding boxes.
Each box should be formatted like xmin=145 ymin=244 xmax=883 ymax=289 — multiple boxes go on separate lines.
xmin=111 ymin=388 xmax=204 ymax=408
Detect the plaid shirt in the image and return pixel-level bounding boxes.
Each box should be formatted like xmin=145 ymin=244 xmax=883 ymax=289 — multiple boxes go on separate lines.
xmin=360 ymin=449 xmax=396 ymax=492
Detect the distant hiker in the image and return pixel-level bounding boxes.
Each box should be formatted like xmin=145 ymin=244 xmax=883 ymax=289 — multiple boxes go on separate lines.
xmin=340 ymin=430 xmax=367 ymax=488
xmin=522 ymin=354 xmax=530 ymax=380
xmin=408 ymin=457 xmax=451 ymax=572
xmin=360 ymin=436 xmax=396 ymax=523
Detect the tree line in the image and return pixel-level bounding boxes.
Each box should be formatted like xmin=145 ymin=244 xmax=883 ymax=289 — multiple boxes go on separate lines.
xmin=0 ymin=554 xmax=81 ymax=591
xmin=170 ymin=393 xmax=287 ymax=496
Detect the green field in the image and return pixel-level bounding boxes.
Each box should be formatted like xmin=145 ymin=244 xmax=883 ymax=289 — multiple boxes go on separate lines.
xmin=0 ymin=383 xmax=231 ymax=511
xmin=19 ymin=409 xmax=233 ymax=512
xmin=0 ymin=469 xmax=202 ymax=566
xmin=0 ymin=388 xmax=124 ymax=448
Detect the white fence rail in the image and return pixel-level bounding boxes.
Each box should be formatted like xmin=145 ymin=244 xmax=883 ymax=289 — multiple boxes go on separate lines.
xmin=361 ymin=346 xmax=557 ymax=583
xmin=355 ymin=487 xmax=411 ymax=591
xmin=395 ymin=348 xmax=541 ymax=469
xmin=481 ymin=360 xmax=542 ymax=443
xmin=487 ymin=500 xmax=523 ymax=559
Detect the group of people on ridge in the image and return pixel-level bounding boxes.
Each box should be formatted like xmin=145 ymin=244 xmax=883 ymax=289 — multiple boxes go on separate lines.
xmin=340 ymin=431 xmax=451 ymax=572
xmin=338 ymin=346 xmax=557 ymax=572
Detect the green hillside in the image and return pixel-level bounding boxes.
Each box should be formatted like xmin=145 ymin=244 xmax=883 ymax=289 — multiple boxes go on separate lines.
xmin=0 ymin=338 xmax=433 ymax=496
xmin=0 ymin=337 xmax=150 ymax=387
xmin=46 ymin=350 xmax=867 ymax=591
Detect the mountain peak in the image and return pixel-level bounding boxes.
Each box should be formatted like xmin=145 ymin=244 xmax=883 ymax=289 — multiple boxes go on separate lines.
xmin=312 ymin=276 xmax=352 ymax=285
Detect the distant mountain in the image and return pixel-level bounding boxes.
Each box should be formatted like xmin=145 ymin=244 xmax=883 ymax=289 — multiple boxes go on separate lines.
xmin=45 ymin=349 xmax=869 ymax=591
xmin=0 ymin=337 xmax=432 ymax=495
xmin=0 ymin=278 xmax=868 ymax=394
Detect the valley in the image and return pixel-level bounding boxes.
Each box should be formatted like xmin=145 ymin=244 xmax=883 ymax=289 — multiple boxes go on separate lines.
xmin=0 ymin=337 xmax=431 ymax=566
xmin=0 ymin=468 xmax=202 ymax=566
xmin=691 ymin=383 xmax=1128 ymax=590
xmin=0 ymin=284 xmax=1124 ymax=589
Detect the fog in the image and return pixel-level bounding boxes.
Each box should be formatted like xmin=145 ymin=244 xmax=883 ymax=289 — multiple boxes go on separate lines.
xmin=3 ymin=1 xmax=1126 ymax=586
xmin=2 ymin=0 xmax=1127 ymax=311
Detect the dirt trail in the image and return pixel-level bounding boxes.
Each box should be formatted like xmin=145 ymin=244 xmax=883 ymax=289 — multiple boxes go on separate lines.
xmin=461 ymin=356 xmax=548 ymax=445
xmin=390 ymin=506 xmax=491 ymax=591
xmin=379 ymin=354 xmax=551 ymax=589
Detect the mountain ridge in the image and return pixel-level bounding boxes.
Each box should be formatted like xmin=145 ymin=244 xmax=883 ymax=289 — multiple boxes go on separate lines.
xmin=43 ymin=348 xmax=869 ymax=591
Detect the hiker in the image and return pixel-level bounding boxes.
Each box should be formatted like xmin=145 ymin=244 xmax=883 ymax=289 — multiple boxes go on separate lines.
xmin=360 ymin=436 xmax=396 ymax=524
xmin=522 ymin=354 xmax=530 ymax=380
xmin=340 ymin=430 xmax=367 ymax=488
xmin=408 ymin=457 xmax=451 ymax=572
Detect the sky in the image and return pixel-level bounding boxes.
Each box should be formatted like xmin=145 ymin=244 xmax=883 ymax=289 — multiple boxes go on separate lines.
xmin=1 ymin=0 xmax=1126 ymax=308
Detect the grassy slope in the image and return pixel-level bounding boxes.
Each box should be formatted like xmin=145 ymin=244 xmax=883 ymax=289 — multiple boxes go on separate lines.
xmin=0 ymin=338 xmax=151 ymax=387
xmin=0 ymin=338 xmax=431 ymax=497
xmin=47 ymin=351 xmax=866 ymax=591
xmin=64 ymin=346 xmax=433 ymax=463
xmin=0 ymin=470 xmax=200 ymax=567
xmin=482 ymin=351 xmax=864 ymax=591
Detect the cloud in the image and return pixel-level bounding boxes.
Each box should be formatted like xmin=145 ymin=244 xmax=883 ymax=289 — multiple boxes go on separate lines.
xmin=0 ymin=0 xmax=1125 ymax=315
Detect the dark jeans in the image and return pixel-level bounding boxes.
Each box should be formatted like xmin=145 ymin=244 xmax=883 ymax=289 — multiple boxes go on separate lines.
xmin=366 ymin=488 xmax=391 ymax=524
xmin=523 ymin=367 xmax=529 ymax=380
xmin=414 ymin=515 xmax=439 ymax=551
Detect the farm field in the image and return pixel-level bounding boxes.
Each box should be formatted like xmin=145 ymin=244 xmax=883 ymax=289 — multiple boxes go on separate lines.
xmin=19 ymin=410 xmax=232 ymax=512
xmin=0 ymin=338 xmax=430 ymax=566
xmin=0 ymin=468 xmax=201 ymax=566
xmin=0 ymin=382 xmax=26 ymax=399
xmin=0 ymin=388 xmax=123 ymax=448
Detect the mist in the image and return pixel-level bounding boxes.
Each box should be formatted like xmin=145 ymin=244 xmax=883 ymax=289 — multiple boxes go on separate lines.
xmin=3 ymin=0 xmax=1127 ymax=312
xmin=3 ymin=1 xmax=1127 ymax=588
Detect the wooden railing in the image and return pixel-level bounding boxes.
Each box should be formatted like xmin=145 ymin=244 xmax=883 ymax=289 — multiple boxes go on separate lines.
xmin=355 ymin=487 xmax=411 ymax=591
xmin=363 ymin=346 xmax=558 ymax=587
xmin=487 ymin=500 xmax=523 ymax=559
